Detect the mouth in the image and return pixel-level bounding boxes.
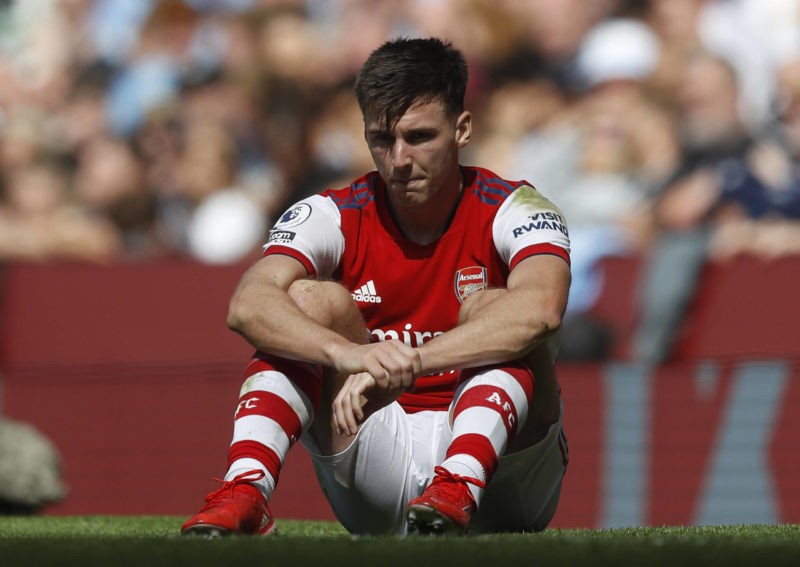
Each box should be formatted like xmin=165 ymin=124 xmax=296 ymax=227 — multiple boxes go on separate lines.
xmin=390 ymin=177 xmax=422 ymax=187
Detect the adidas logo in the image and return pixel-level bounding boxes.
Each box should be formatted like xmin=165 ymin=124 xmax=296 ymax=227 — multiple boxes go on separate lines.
xmin=352 ymin=280 xmax=382 ymax=304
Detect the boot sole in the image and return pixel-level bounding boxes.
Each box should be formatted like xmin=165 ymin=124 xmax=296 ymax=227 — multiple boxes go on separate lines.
xmin=181 ymin=524 xmax=232 ymax=538
xmin=406 ymin=504 xmax=466 ymax=535
xmin=181 ymin=522 xmax=277 ymax=538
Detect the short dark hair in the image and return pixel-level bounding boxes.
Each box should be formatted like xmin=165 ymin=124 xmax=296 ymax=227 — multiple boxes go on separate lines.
xmin=354 ymin=37 xmax=468 ymax=129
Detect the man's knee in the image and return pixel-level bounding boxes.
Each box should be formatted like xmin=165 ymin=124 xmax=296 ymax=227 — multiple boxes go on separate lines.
xmin=287 ymin=279 xmax=352 ymax=321
xmin=458 ymin=288 xmax=507 ymax=325
xmin=288 ymin=280 xmax=368 ymax=343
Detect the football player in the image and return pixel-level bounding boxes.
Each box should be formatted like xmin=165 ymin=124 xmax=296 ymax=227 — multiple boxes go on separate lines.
xmin=182 ymin=37 xmax=571 ymax=536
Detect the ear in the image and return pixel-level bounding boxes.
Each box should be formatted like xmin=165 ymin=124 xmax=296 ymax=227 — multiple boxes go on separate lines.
xmin=455 ymin=111 xmax=472 ymax=147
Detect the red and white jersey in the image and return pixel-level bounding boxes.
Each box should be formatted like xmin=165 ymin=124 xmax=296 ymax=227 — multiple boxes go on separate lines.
xmin=264 ymin=166 xmax=570 ymax=412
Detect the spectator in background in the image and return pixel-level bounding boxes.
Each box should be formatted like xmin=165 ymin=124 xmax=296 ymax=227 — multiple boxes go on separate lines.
xmin=0 ymin=157 xmax=121 ymax=262
xmin=163 ymin=118 xmax=267 ymax=264
xmin=470 ymin=75 xmax=576 ymax=191
xmin=491 ymin=0 xmax=614 ymax=92
xmin=56 ymin=60 xmax=115 ymax=155
xmin=554 ymin=18 xmax=678 ymax=359
xmin=303 ymin=85 xmax=376 ymax=196
xmin=103 ymin=0 xmax=192 ymax=138
xmin=249 ymin=4 xmax=348 ymax=214
xmin=0 ymin=0 xmax=798 ymax=281
xmin=0 ymin=107 xmax=51 ymax=173
xmin=645 ymin=0 xmax=709 ymax=107
xmin=631 ymin=49 xmax=800 ymax=364
xmin=707 ymin=56 xmax=800 ymax=259
xmin=177 ymin=41 xmax=286 ymax=222
xmin=716 ymin=54 xmax=800 ymax=258
xmin=473 ymin=17 xmax=679 ymax=360
xmin=72 ymin=135 xmax=162 ymax=258
xmin=646 ymin=0 xmax=783 ymax=129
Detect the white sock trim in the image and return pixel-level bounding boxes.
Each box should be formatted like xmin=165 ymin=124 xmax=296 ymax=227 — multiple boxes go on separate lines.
xmin=226 ymin=458 xmax=276 ymax=500
xmin=440 ymin=456 xmax=486 ymax=504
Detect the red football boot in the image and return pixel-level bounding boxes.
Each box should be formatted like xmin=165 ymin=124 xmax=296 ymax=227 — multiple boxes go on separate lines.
xmin=181 ymin=470 xmax=275 ymax=537
xmin=406 ymin=466 xmax=486 ymax=535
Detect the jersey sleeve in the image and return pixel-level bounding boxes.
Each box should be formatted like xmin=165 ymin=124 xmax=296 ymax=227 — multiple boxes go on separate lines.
xmin=492 ymin=184 xmax=571 ymax=270
xmin=263 ymin=194 xmax=344 ymax=278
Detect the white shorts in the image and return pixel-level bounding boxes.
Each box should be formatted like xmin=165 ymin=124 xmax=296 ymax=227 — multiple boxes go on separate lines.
xmin=301 ymin=401 xmax=567 ymax=535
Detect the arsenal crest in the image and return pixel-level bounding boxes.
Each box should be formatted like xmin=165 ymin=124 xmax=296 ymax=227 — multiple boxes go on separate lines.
xmin=454 ymin=266 xmax=487 ymax=303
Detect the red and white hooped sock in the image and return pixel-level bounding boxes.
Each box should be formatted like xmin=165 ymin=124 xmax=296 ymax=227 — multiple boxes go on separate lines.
xmin=440 ymin=363 xmax=534 ymax=504
xmin=225 ymin=354 xmax=322 ymax=500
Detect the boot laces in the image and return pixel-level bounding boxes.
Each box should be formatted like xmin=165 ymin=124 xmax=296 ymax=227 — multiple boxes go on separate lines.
xmin=429 ymin=465 xmax=486 ymax=507
xmin=202 ymin=469 xmax=265 ymax=508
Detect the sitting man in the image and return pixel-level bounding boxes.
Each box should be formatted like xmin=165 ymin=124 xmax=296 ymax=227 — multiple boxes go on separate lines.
xmin=182 ymin=37 xmax=571 ymax=536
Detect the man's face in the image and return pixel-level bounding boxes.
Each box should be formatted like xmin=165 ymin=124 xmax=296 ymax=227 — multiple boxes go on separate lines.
xmin=364 ymin=99 xmax=471 ymax=208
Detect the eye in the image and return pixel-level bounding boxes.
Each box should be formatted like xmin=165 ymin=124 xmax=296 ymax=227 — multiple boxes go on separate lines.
xmin=406 ymin=130 xmax=435 ymax=144
xmin=369 ymin=133 xmax=393 ymax=147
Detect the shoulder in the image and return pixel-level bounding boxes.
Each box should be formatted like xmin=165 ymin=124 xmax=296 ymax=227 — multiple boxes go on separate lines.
xmin=320 ymin=172 xmax=381 ymax=212
xmin=494 ymin=183 xmax=568 ymax=239
xmin=499 ymin=183 xmax=565 ymax=219
xmin=491 ymin=180 xmax=570 ymax=267
xmin=463 ymin=166 xmax=528 ymax=207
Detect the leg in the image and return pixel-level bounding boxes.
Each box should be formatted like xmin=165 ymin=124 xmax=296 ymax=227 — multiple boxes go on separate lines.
xmin=407 ymin=288 xmax=565 ymax=534
xmin=406 ymin=362 xmax=536 ymax=534
xmin=182 ymin=279 xmax=368 ymax=536
xmin=408 ymin=289 xmax=549 ymax=534
xmin=227 ymin=279 xmax=367 ymax=492
xmin=302 ymin=403 xmax=447 ymax=535
xmin=458 ymin=288 xmax=561 ymax=452
xmin=470 ymin=411 xmax=568 ymax=533
xmin=285 ymin=279 xmax=372 ymax=455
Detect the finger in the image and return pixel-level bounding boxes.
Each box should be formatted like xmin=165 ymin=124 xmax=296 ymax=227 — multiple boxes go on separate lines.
xmin=382 ymin=352 xmax=417 ymax=391
xmin=349 ymin=372 xmax=374 ymax=427
xmin=332 ymin=374 xmax=358 ymax=435
xmin=332 ymin=388 xmax=346 ymax=435
xmin=341 ymin=392 xmax=358 ymax=436
xmin=349 ymin=389 xmax=364 ymax=430
xmin=334 ymin=373 xmax=372 ymax=436
xmin=337 ymin=390 xmax=359 ymax=436
xmin=364 ymin=360 xmax=390 ymax=390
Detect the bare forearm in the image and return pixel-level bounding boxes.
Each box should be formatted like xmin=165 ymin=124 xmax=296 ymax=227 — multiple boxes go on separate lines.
xmin=417 ymin=292 xmax=559 ymax=374
xmin=226 ymin=257 xmax=354 ymax=367
xmin=418 ymin=255 xmax=570 ymax=374
xmin=228 ymin=289 xmax=352 ymax=366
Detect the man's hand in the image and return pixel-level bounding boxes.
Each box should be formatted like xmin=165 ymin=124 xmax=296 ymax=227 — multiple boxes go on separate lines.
xmin=330 ymin=340 xmax=421 ymax=435
xmin=332 ymin=340 xmax=420 ymax=394
xmin=332 ymin=372 xmax=375 ymax=435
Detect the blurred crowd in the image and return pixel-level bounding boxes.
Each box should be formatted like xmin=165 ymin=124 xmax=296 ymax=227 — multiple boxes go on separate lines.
xmin=1 ymin=0 xmax=800 ymax=361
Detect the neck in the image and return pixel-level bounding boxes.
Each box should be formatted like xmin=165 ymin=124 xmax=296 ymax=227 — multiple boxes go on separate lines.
xmin=388 ymin=172 xmax=463 ymax=246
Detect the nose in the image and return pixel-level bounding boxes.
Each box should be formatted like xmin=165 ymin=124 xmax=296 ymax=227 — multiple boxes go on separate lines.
xmin=391 ymin=140 xmax=412 ymax=168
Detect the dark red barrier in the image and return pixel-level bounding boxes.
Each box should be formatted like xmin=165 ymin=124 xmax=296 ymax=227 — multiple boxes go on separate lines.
xmin=591 ymin=255 xmax=800 ymax=360
xmin=0 ymin=259 xmax=333 ymax=520
xmin=672 ymin=257 xmax=800 ymax=359
xmin=0 ymin=259 xmax=251 ymax=368
xmin=1 ymin=258 xmax=799 ymax=527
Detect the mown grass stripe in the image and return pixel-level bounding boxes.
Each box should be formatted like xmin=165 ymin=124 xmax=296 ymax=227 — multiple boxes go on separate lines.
xmin=1 ymin=517 xmax=799 ymax=567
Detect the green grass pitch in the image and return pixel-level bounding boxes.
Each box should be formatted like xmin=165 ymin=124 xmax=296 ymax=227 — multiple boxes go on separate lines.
xmin=1 ymin=517 xmax=799 ymax=567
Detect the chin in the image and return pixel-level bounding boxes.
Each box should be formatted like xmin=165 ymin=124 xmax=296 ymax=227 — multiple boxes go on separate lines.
xmin=401 ymin=186 xmax=433 ymax=203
